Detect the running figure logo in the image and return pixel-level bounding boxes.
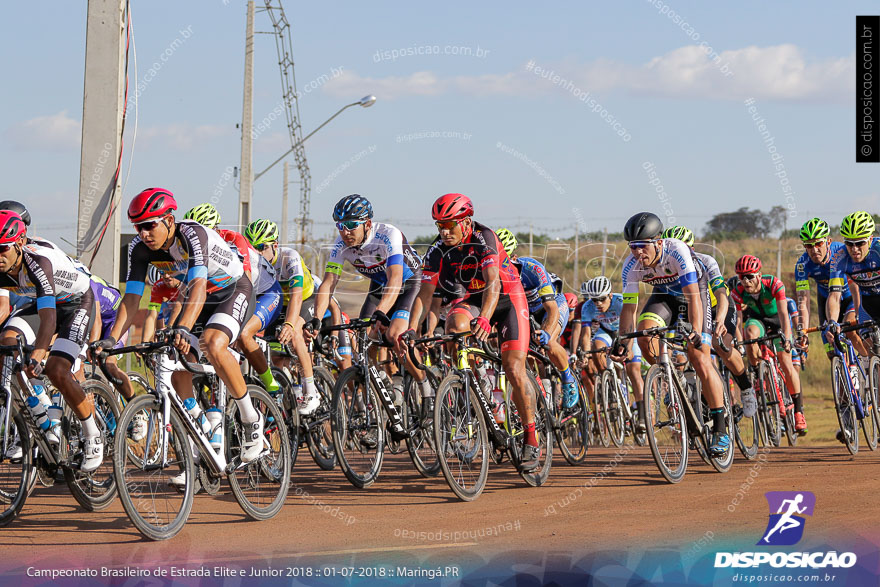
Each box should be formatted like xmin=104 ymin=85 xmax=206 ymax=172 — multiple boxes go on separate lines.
xmin=758 ymin=491 xmax=816 ymax=546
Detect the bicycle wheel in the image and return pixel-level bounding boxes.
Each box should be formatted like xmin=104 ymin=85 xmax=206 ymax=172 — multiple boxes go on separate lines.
xmin=269 ymin=367 xmax=301 ymax=470
xmin=708 ymin=372 xmax=735 ymax=473
xmin=555 ymin=374 xmax=590 ymax=466
xmin=831 ymin=357 xmax=859 ymax=455
xmin=863 ymin=356 xmax=880 ymax=451
xmin=757 ymin=361 xmax=782 ymax=447
xmin=690 ymin=375 xmax=713 ymax=467
xmin=643 ymin=365 xmax=687 ymax=484
xmin=305 ymin=366 xmax=337 ymax=471
xmin=593 ymin=378 xmax=610 ymax=447
xmin=404 ymin=372 xmax=440 ymax=478
xmin=226 ymin=385 xmax=291 ymax=521
xmin=63 ymin=379 xmax=120 ymax=511
xmin=113 ymin=394 xmax=194 ymax=541
xmin=0 ymin=406 xmax=32 ymax=527
xmin=600 ymin=370 xmax=625 ymax=447
xmin=729 ymin=371 xmax=758 ymax=460
xmin=778 ymin=376 xmax=798 ymax=447
xmin=331 ymin=367 xmax=384 ymax=489
xmin=516 ymin=371 xmax=553 ymax=487
xmin=433 ymin=373 xmax=489 ymax=501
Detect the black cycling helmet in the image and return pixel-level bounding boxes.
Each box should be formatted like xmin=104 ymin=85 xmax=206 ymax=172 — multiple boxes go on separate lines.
xmin=332 ymin=194 xmax=373 ymax=222
xmin=623 ymin=212 xmax=663 ymax=241
xmin=0 ymin=200 xmax=31 ymax=227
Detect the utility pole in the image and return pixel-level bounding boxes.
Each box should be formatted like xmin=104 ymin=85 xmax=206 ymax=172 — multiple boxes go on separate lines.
xmin=601 ymin=227 xmax=608 ymax=276
xmin=573 ymin=224 xmax=579 ymax=292
xmin=777 ymin=240 xmax=782 ymax=277
xmin=77 ymin=0 xmax=126 ymax=285
xmin=281 ymin=161 xmax=289 ymax=243
xmin=529 ymin=223 xmax=533 ymax=257
xmin=238 ymin=0 xmax=255 ymax=231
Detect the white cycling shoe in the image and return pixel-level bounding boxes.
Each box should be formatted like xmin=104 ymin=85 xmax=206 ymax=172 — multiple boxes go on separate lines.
xmin=239 ymin=417 xmax=265 ymax=463
xmin=80 ymin=436 xmax=104 ymax=473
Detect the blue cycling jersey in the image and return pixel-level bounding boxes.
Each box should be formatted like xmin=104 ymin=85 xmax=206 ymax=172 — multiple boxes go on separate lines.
xmin=829 ymin=238 xmax=880 ymax=297
xmin=580 ymin=293 xmax=625 ymax=332
xmin=795 ymin=242 xmax=851 ymax=300
xmin=514 ymin=256 xmax=557 ymax=312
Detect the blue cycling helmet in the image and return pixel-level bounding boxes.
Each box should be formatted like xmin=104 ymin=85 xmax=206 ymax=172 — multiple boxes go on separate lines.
xmin=332 ymin=194 xmax=373 ymax=222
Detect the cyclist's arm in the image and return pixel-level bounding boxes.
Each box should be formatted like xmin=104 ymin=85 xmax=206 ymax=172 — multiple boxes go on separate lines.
xmin=579 ymin=324 xmax=593 ymax=352
xmin=569 ymin=321 xmax=582 ymax=355
xmin=825 ymin=290 xmax=842 ymax=326
xmin=682 ymin=281 xmax=704 ymax=337
xmin=410 ymin=278 xmax=436 ymax=331
xmin=33 ymin=307 xmax=56 ymax=354
xmin=796 ymin=288 xmax=811 ymax=330
xmin=375 ymin=263 xmax=403 ymax=316
xmin=311 ymin=271 xmax=338 ymax=325
xmin=714 ymin=289 xmax=730 ymax=332
xmin=848 ymin=281 xmax=862 ymax=322
xmin=540 ymin=297 xmax=559 ymax=334
xmin=283 ymin=285 xmax=303 ymax=326
xmin=89 ymin=300 xmax=102 ymax=343
xmin=478 ymin=264 xmax=501 ymax=320
xmin=143 ymin=308 xmax=159 ymax=343
xmin=109 ymin=293 xmax=140 ymax=342
xmin=618 ymin=303 xmax=637 ymax=351
xmin=776 ymin=298 xmax=793 ymax=342
xmin=425 ymin=297 xmax=441 ymax=334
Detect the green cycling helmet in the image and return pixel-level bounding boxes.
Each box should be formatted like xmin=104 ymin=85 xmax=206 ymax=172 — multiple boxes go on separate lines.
xmin=245 ymin=219 xmax=279 ymax=247
xmin=662 ymin=225 xmax=694 ymax=247
xmin=495 ymin=228 xmax=518 ymax=257
xmin=840 ymin=211 xmax=875 ymax=240
xmin=183 ymin=203 xmax=221 ymax=229
xmin=799 ymin=218 xmax=830 ymax=242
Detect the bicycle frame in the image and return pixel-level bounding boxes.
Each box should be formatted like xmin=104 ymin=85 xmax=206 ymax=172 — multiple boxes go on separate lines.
xmin=825 ymin=326 xmax=867 ymax=420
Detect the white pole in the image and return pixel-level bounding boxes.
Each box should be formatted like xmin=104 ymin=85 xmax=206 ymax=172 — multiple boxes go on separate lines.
xmin=238 ymin=0 xmax=255 ymax=231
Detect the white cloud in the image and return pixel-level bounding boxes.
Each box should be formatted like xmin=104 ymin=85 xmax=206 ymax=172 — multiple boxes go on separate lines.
xmin=323 ymin=44 xmax=852 ymax=103
xmin=139 ymin=123 xmax=232 ymax=150
xmin=4 ymin=110 xmax=81 ymax=150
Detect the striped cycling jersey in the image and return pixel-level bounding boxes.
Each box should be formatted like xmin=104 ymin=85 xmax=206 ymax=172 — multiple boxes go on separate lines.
xmin=325 ymin=222 xmax=420 ymax=286
xmin=621 ymin=238 xmax=701 ymax=304
xmin=274 ymin=246 xmax=315 ymax=303
xmin=0 ymin=238 xmax=92 ymax=309
xmin=514 ymin=256 xmax=557 ymax=312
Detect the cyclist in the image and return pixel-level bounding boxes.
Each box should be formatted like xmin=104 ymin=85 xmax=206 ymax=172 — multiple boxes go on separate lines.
xmin=828 ymin=212 xmax=880 ymax=342
xmin=616 ymin=212 xmax=730 ymax=457
xmin=0 ymin=211 xmax=104 ymax=470
xmin=143 ymin=267 xmax=183 ymax=343
xmin=411 ymin=193 xmax=540 ymax=470
xmin=578 ymin=275 xmax=645 ymax=431
xmin=495 ymin=228 xmax=578 ymax=408
xmin=731 ymin=254 xmax=807 ymax=435
xmin=559 ymin=292 xmax=581 ymax=356
xmin=311 ymin=195 xmax=432 ymax=412
xmin=795 ymin=218 xmax=867 ymax=357
xmin=96 ymin=188 xmax=265 ymax=463
xmin=662 ymin=225 xmax=758 ymax=418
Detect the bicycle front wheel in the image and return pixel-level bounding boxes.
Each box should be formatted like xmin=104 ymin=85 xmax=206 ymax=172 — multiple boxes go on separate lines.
xmin=404 ymin=372 xmax=440 ymax=478
xmin=832 ymin=357 xmax=859 ymax=455
xmin=863 ymin=356 xmax=880 ymax=451
xmin=517 ymin=371 xmax=553 ymax=487
xmin=63 ymin=379 xmax=120 ymax=511
xmin=758 ymin=361 xmax=782 ymax=447
xmin=433 ymin=373 xmax=488 ymax=502
xmin=113 ymin=394 xmax=194 ymax=541
xmin=0 ymin=406 xmax=32 ymax=527
xmin=778 ymin=375 xmax=798 ymax=447
xmin=593 ymin=378 xmax=610 ymax=447
xmin=708 ymin=371 xmax=735 ymax=473
xmin=306 ymin=367 xmax=337 ymax=470
xmin=331 ymin=367 xmax=384 ymax=489
xmin=643 ymin=365 xmax=687 ymax=484
xmin=226 ymin=385 xmax=291 ymax=521
xmin=555 ymin=375 xmax=590 ymax=466
xmin=600 ymin=370 xmax=626 ymax=447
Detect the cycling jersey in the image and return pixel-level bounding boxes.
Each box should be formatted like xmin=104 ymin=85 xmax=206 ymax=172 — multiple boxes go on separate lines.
xmin=621 ymin=238 xmax=701 ymax=304
xmin=730 ymin=275 xmax=786 ymax=319
xmin=693 ymin=251 xmax=727 ymax=307
xmin=0 ymin=239 xmax=92 ymax=307
xmin=795 ymin=242 xmax=851 ymax=299
xmin=581 ymin=294 xmax=625 ymax=332
xmin=514 ymin=256 xmax=557 ymax=312
xmin=274 ymin=246 xmax=315 ymax=302
xmin=148 ymin=281 xmax=181 ymax=311
xmin=829 ymin=238 xmax=880 ymax=297
xmin=421 ymin=222 xmax=523 ymax=308
xmin=325 ymin=222 xmax=420 ymax=286
xmin=125 ymin=220 xmax=243 ymax=297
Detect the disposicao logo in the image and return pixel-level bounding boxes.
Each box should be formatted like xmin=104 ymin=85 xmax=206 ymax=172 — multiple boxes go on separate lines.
xmin=714 ymin=491 xmax=857 ymax=570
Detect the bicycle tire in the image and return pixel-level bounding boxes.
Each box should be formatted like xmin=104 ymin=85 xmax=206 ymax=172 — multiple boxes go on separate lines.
xmin=305 ymin=366 xmax=337 ymax=471
xmin=433 ymin=372 xmax=489 ymax=501
xmin=331 ymin=367 xmax=384 ymax=489
xmin=778 ymin=374 xmax=798 ymax=447
xmin=690 ymin=373 xmax=713 ymax=467
xmin=517 ymin=370 xmax=553 ymax=487
xmin=127 ymin=371 xmax=154 ymax=396
xmin=113 ymin=394 xmax=194 ymax=541
xmin=831 ymin=357 xmax=859 ymax=455
xmin=863 ymin=356 xmax=880 ymax=450
xmin=226 ymin=385 xmax=291 ymax=521
xmin=708 ymin=371 xmax=735 ymax=473
xmin=643 ymin=364 xmax=687 ymax=484
xmin=593 ymin=378 xmax=610 ymax=447
xmin=555 ymin=374 xmax=590 ymax=466
xmin=728 ymin=370 xmax=758 ymax=460
xmin=404 ymin=372 xmax=441 ymax=478
xmin=600 ymin=370 xmax=626 ymax=447
xmin=269 ymin=367 xmax=301 ymax=470
xmin=0 ymin=407 xmax=32 ymax=527
xmin=758 ymin=361 xmax=782 ymax=447
xmin=63 ymin=379 xmax=120 ymax=511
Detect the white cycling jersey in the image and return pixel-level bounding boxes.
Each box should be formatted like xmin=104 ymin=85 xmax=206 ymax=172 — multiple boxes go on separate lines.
xmin=274 ymin=246 xmax=315 ymax=300
xmin=621 ymin=238 xmax=702 ymax=303
xmin=0 ymin=238 xmax=92 ymax=306
xmin=325 ymin=222 xmax=420 ymax=286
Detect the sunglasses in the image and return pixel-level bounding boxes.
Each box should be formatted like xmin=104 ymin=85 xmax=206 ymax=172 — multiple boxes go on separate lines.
xmin=134 ymin=220 xmax=160 ymax=233
xmin=739 ymin=273 xmax=760 ymax=282
xmin=591 ymin=295 xmax=608 ymax=303
xmin=803 ymin=240 xmax=826 ymax=249
xmin=0 ymin=243 xmax=13 ymax=254
xmin=336 ymin=219 xmax=366 ymax=231
xmin=254 ymin=242 xmax=276 ymax=251
xmin=435 ymin=220 xmax=461 ymax=231
xmin=845 ymin=239 xmax=869 ymax=248
xmin=628 ymin=240 xmax=655 ymax=250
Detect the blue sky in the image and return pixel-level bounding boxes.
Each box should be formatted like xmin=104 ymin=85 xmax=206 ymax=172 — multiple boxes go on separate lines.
xmin=0 ymin=1 xmax=875 ymax=248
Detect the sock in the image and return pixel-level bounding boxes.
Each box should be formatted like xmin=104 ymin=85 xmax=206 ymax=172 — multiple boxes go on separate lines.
xmin=710 ymin=407 xmax=726 ymax=434
xmin=792 ymin=393 xmax=804 ymax=414
xmin=80 ymin=413 xmax=100 ymax=438
xmin=733 ymin=371 xmax=751 ymax=392
xmin=419 ymin=378 xmax=434 ymax=398
xmin=561 ymin=366 xmax=574 ymax=384
xmin=235 ymin=393 xmax=260 ymax=424
xmin=258 ymin=368 xmax=280 ymax=393
xmin=524 ymin=422 xmax=537 ymax=447
xmin=303 ymin=376 xmax=316 ymax=397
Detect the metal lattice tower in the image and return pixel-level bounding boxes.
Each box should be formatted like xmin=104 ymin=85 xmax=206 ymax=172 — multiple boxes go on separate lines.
xmin=261 ymin=1 xmax=311 ymax=244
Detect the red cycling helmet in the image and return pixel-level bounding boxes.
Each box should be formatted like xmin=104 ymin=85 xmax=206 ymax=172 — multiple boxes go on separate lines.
xmin=128 ymin=188 xmax=178 ymax=224
xmin=564 ymin=292 xmax=578 ymax=310
xmin=0 ymin=211 xmax=26 ymax=244
xmin=432 ymin=193 xmax=474 ymax=221
xmin=735 ymin=254 xmax=762 ymax=275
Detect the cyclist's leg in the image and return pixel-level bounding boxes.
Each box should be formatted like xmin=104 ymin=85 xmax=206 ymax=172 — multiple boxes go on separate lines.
xmin=328 ymin=296 xmax=353 ymax=369
xmin=625 ymin=341 xmax=644 ymax=402
xmin=241 ymin=283 xmax=283 ymax=392
xmin=385 ymin=276 xmax=425 ymax=383
xmin=496 ymin=291 xmax=536 ymax=437
xmin=636 ymin=294 xmax=675 ymax=364
xmin=743 ymin=317 xmax=765 ymax=367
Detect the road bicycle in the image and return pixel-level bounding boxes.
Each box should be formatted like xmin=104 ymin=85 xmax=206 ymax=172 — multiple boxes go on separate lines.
xmin=716 ymin=336 xmax=759 ymax=460
xmin=739 ymin=332 xmax=798 ymax=448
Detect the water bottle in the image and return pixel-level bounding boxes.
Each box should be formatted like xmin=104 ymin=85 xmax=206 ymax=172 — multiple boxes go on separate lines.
xmin=48 ymin=393 xmax=63 ymax=427
xmin=391 ymin=375 xmax=404 ymax=408
xmin=183 ymin=397 xmax=212 ymax=436
xmin=492 ymin=390 xmax=506 ymax=424
xmin=205 ymin=407 xmax=223 ymax=450
xmin=26 ymin=396 xmax=53 ymax=435
xmin=849 ymin=364 xmax=861 ymax=392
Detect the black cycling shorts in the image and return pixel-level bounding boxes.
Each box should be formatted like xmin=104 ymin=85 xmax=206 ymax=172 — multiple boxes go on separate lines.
xmin=5 ymin=289 xmax=96 ymax=364
xmin=359 ymin=272 xmax=422 ymax=323
xmin=638 ymin=288 xmax=713 ymax=336
xmin=177 ymin=277 xmax=255 ymax=344
xmin=817 ymin=293 xmax=856 ymax=325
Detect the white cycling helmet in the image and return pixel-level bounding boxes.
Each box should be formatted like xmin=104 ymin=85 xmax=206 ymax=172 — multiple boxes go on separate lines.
xmin=584 ymin=276 xmax=612 ymax=299
xmin=147 ymin=265 xmax=163 ymax=286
